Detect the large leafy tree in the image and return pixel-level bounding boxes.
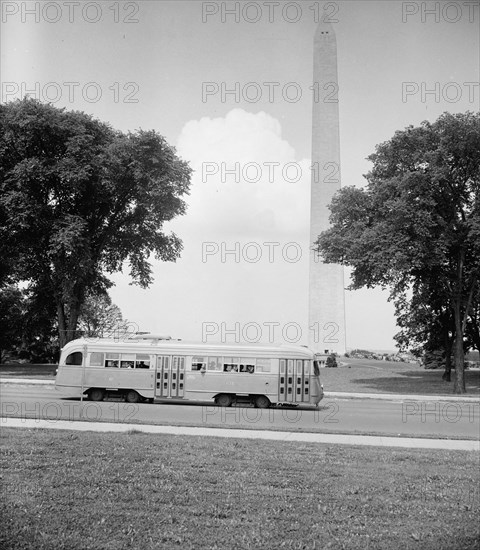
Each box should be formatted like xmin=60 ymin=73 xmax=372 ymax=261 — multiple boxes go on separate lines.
xmin=317 ymin=112 xmax=480 ymax=394
xmin=0 ymin=99 xmax=191 ymax=347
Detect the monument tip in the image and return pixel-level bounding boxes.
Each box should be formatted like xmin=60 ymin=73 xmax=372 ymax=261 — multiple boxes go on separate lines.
xmin=314 ymin=20 xmax=336 ymax=40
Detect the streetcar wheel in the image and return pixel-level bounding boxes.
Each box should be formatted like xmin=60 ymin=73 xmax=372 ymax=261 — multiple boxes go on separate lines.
xmin=254 ymin=395 xmax=271 ymax=409
xmin=89 ymin=388 xmax=105 ymax=402
xmin=215 ymin=394 xmax=233 ymax=407
xmin=125 ymin=390 xmax=141 ymax=404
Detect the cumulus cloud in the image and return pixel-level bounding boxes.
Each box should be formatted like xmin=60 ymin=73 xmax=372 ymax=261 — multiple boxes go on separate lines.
xmin=175 ymin=108 xmax=311 ymax=241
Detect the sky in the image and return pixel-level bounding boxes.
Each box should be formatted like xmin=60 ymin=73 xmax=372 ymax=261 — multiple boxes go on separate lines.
xmin=1 ymin=0 xmax=479 ymax=350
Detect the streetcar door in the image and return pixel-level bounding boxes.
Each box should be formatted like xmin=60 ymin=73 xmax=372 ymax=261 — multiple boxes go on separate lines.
xmin=294 ymin=360 xmax=310 ymax=403
xmin=155 ymin=356 xmax=168 ymax=398
xmin=286 ymin=359 xmax=294 ymax=402
xmin=155 ymin=355 xmax=185 ymax=398
xmin=279 ymin=359 xmax=310 ymax=403
xmin=278 ymin=359 xmax=295 ymax=403
xmin=170 ymin=356 xmax=185 ymax=398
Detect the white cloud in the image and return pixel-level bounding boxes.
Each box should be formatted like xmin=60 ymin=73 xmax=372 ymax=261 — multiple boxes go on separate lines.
xmin=175 ymin=108 xmax=310 ymax=240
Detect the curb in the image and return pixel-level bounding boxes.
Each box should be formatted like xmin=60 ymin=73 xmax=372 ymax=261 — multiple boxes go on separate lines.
xmin=2 ymin=417 xmax=479 ymax=451
xmin=1 ymin=378 xmax=479 ymax=403
xmin=325 ymin=391 xmax=480 ymax=403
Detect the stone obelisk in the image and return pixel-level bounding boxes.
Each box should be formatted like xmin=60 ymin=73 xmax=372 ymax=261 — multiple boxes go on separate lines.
xmin=308 ymin=21 xmax=346 ymax=355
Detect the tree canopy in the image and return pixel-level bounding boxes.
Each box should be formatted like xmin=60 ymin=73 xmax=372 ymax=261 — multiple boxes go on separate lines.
xmin=316 ymin=112 xmax=480 ymax=393
xmin=0 ymin=98 xmax=192 ymax=347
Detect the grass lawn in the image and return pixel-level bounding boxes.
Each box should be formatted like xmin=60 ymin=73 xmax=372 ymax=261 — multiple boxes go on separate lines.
xmin=321 ymin=358 xmax=480 ymax=396
xmin=1 ymin=428 xmax=479 ymax=550
xmin=0 ymin=364 xmax=57 ymax=378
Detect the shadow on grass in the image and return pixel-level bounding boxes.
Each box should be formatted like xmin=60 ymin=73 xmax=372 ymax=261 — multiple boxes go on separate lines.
xmin=351 ymin=369 xmax=480 ymax=395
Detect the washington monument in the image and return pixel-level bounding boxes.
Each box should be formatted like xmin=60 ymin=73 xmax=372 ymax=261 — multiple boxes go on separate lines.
xmin=308 ymin=21 xmax=346 ymax=355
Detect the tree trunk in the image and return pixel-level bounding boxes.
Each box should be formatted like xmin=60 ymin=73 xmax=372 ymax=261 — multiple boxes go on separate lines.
xmin=57 ymin=303 xmax=67 ymax=349
xmin=442 ymin=322 xmax=453 ymax=382
xmin=57 ymin=300 xmax=81 ymax=348
xmin=67 ymin=302 xmax=81 ymax=343
xmin=453 ymin=299 xmax=466 ymax=393
xmin=442 ymin=353 xmax=452 ymax=382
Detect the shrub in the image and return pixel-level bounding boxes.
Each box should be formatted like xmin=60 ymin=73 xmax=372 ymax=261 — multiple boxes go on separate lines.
xmin=325 ymin=354 xmax=338 ymax=368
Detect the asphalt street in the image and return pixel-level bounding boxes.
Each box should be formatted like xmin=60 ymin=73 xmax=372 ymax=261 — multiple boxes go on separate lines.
xmin=1 ymin=380 xmax=479 ymax=450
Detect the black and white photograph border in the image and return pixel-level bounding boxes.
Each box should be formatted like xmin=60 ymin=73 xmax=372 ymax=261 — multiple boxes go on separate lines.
xmin=1 ymin=1 xmax=479 ymax=549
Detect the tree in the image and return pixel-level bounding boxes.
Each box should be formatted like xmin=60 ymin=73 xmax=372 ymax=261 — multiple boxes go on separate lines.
xmin=20 ymin=281 xmax=60 ymax=362
xmin=0 ymin=283 xmax=59 ymax=363
xmin=0 ymin=99 xmax=191 ymax=348
xmin=316 ymin=112 xmax=480 ymax=394
xmin=325 ymin=353 xmax=338 ymax=368
xmin=77 ymin=291 xmax=129 ymax=339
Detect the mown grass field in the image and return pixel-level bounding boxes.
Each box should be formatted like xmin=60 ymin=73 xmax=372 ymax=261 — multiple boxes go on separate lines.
xmin=0 ymin=363 xmax=57 ymax=378
xmin=1 ymin=428 xmax=479 ymax=550
xmin=321 ymin=358 xmax=480 ymax=396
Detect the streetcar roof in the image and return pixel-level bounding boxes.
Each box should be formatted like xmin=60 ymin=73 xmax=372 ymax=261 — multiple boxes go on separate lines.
xmin=60 ymin=338 xmax=317 ymax=359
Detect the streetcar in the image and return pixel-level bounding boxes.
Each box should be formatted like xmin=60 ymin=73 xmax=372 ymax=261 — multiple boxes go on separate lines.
xmin=55 ymin=335 xmax=325 ymax=408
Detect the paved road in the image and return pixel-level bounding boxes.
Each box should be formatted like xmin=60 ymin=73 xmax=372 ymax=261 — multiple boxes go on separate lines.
xmin=1 ymin=384 xmax=479 ymax=440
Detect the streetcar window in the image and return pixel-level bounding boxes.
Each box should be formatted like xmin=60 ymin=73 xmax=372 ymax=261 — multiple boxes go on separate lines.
xmin=65 ymin=352 xmax=83 ymax=365
xmin=192 ymin=356 xmax=206 ymax=371
xmin=105 ymin=353 xmax=120 ymax=368
xmin=173 ymin=356 xmax=185 ymax=370
xmin=313 ymin=361 xmax=320 ymax=376
xmin=256 ymin=358 xmax=271 ymax=372
xmin=239 ymin=359 xmax=255 ymax=373
xmin=136 ymin=354 xmax=150 ymax=369
xmin=90 ymin=352 xmax=104 ymax=366
xmin=121 ymin=354 xmax=136 ymax=368
xmin=223 ymin=358 xmax=239 ymax=372
xmin=157 ymin=356 xmax=169 ymax=370
xmin=207 ymin=357 xmax=221 ymax=371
